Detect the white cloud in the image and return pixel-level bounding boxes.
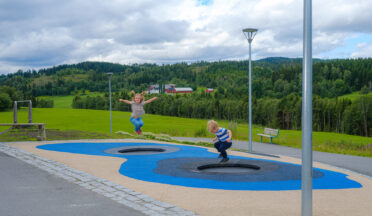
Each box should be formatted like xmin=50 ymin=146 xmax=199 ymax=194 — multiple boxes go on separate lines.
xmin=0 ymin=0 xmax=372 ymax=74
xmin=351 ymin=42 xmax=372 ymax=58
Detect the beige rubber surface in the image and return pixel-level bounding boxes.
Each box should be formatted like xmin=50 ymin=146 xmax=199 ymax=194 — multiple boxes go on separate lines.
xmin=6 ymin=139 xmax=372 ymax=216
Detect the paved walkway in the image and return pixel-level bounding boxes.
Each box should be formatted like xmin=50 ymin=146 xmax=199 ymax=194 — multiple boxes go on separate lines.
xmin=173 ymin=137 xmax=372 ymax=177
xmin=0 ymin=143 xmax=197 ymax=216
xmin=0 ymin=151 xmax=145 ymax=216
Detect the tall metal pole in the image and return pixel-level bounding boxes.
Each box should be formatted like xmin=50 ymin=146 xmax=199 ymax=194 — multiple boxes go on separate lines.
xmin=248 ymin=40 xmax=253 ymax=152
xmin=243 ymin=28 xmax=258 ymax=153
xmin=302 ymin=0 xmax=313 ymax=215
xmin=107 ymin=72 xmax=113 ymax=134
xmin=109 ymin=77 xmax=112 ymax=134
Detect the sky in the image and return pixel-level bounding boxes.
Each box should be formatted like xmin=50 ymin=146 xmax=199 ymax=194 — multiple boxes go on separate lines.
xmin=0 ymin=0 xmax=372 ymax=74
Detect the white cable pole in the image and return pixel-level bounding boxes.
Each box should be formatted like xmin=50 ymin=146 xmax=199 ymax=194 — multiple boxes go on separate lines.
xmin=109 ymin=78 xmax=112 ymax=134
xmin=302 ymin=0 xmax=313 ymax=215
xmin=107 ymin=72 xmax=113 ymax=134
xmin=248 ymin=39 xmax=253 ymax=152
xmin=243 ymin=28 xmax=258 ymax=153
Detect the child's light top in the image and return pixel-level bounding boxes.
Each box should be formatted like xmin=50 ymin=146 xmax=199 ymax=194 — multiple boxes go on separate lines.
xmin=131 ymin=101 xmax=145 ymax=117
xmin=216 ymin=127 xmax=229 ymax=141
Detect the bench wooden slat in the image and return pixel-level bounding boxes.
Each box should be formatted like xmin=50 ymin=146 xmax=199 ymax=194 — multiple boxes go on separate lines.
xmin=263 ymin=128 xmax=279 ymax=136
xmin=257 ymin=133 xmax=271 ymax=138
xmin=257 ymin=128 xmax=279 ymax=144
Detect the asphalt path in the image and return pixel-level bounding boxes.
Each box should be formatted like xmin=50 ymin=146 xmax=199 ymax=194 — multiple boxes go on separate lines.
xmin=0 ymin=151 xmax=145 ymax=216
xmin=173 ymin=137 xmax=372 ymax=177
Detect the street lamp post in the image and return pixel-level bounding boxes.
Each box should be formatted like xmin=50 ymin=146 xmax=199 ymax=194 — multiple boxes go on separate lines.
xmin=107 ymin=72 xmax=113 ymax=133
xmin=302 ymin=0 xmax=313 ymax=215
xmin=243 ymin=28 xmax=258 ymax=153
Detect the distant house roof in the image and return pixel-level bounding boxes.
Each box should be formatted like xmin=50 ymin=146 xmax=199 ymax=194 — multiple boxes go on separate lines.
xmin=175 ymin=87 xmax=193 ymax=92
xmin=147 ymin=89 xmax=160 ymax=94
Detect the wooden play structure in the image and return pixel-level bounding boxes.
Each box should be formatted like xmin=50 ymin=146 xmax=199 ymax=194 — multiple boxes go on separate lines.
xmin=0 ymin=100 xmax=46 ymax=141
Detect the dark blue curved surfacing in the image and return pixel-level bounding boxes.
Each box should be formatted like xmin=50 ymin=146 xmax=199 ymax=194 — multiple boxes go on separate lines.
xmin=37 ymin=142 xmax=362 ymax=190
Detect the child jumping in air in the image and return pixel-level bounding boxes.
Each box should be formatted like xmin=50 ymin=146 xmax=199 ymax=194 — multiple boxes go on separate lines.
xmin=119 ymin=91 xmax=158 ymax=135
xmin=207 ymin=120 xmax=232 ymax=164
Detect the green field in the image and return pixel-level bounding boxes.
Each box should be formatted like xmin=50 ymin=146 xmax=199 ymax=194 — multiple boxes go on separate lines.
xmin=39 ymin=95 xmax=75 ymax=108
xmin=339 ymin=91 xmax=372 ymax=101
xmin=39 ymin=91 xmax=105 ymax=108
xmin=0 ymin=107 xmax=371 ymax=157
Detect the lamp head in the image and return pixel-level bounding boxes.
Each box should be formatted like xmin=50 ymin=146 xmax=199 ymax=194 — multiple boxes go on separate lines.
xmin=242 ymin=28 xmax=258 ymax=33
xmin=242 ymin=28 xmax=258 ymax=42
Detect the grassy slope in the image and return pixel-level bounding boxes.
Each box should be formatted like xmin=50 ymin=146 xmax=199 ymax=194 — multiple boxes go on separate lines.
xmin=0 ymin=108 xmax=240 ymax=137
xmin=0 ymin=108 xmax=371 ymax=157
xmin=39 ymin=92 xmax=105 ymax=108
xmin=339 ymin=91 xmax=372 ymax=101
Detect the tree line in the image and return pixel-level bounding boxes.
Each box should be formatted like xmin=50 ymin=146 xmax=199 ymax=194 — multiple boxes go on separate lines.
xmin=0 ymin=86 xmax=53 ymax=111
xmin=1 ymin=58 xmax=371 ymax=136
xmin=72 ymin=91 xmax=372 ymax=137
xmin=1 ymin=58 xmax=371 ymax=100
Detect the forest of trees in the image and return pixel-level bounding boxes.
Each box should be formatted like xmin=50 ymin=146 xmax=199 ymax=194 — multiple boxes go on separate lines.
xmin=1 ymin=57 xmax=371 ymax=136
xmin=2 ymin=58 xmax=372 ymax=99
xmin=70 ymin=90 xmax=372 ymax=137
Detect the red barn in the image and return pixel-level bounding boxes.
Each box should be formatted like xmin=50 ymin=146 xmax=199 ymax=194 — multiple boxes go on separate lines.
xmin=165 ymin=87 xmax=193 ymax=93
xmin=206 ymin=88 xmax=214 ymax=93
xmin=175 ymin=87 xmax=193 ymax=93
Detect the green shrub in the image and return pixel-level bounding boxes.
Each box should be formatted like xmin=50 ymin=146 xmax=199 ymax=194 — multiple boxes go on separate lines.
xmin=194 ymin=127 xmax=207 ymax=137
xmin=0 ymin=93 xmax=12 ymax=111
xmin=228 ymin=121 xmax=238 ymax=136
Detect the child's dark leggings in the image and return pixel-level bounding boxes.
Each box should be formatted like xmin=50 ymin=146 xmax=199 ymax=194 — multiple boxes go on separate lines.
xmin=214 ymin=141 xmax=232 ymax=158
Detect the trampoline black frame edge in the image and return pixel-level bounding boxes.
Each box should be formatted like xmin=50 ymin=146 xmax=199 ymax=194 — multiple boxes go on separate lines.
xmin=118 ymin=148 xmax=166 ymax=153
xmin=197 ymin=163 xmax=260 ymax=171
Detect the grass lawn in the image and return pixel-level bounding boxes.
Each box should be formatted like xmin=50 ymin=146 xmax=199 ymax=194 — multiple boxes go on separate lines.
xmin=39 ymin=91 xmax=105 ymax=108
xmin=339 ymin=91 xmax=372 ymax=101
xmin=0 ymin=107 xmax=371 ymax=157
xmin=39 ymin=95 xmax=75 ymax=108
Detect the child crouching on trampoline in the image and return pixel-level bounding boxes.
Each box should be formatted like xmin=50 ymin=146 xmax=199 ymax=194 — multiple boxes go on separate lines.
xmin=119 ymin=91 xmax=158 ymax=135
xmin=207 ymin=120 xmax=232 ymax=164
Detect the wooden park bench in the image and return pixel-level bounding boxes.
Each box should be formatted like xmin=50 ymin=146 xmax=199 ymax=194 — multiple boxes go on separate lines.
xmin=257 ymin=128 xmax=279 ymax=144
xmin=0 ymin=123 xmax=46 ymax=141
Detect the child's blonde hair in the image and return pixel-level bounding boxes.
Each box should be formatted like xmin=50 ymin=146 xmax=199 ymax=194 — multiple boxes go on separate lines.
xmin=207 ymin=120 xmax=219 ymax=132
xmin=130 ymin=91 xmax=146 ymax=102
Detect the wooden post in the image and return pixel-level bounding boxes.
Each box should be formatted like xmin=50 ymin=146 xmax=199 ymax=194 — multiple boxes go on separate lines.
xmin=38 ymin=124 xmax=46 ymax=141
xmin=28 ymin=100 xmax=32 ymax=123
xmin=43 ymin=124 xmax=46 ymax=141
xmin=13 ymin=101 xmax=17 ymax=123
